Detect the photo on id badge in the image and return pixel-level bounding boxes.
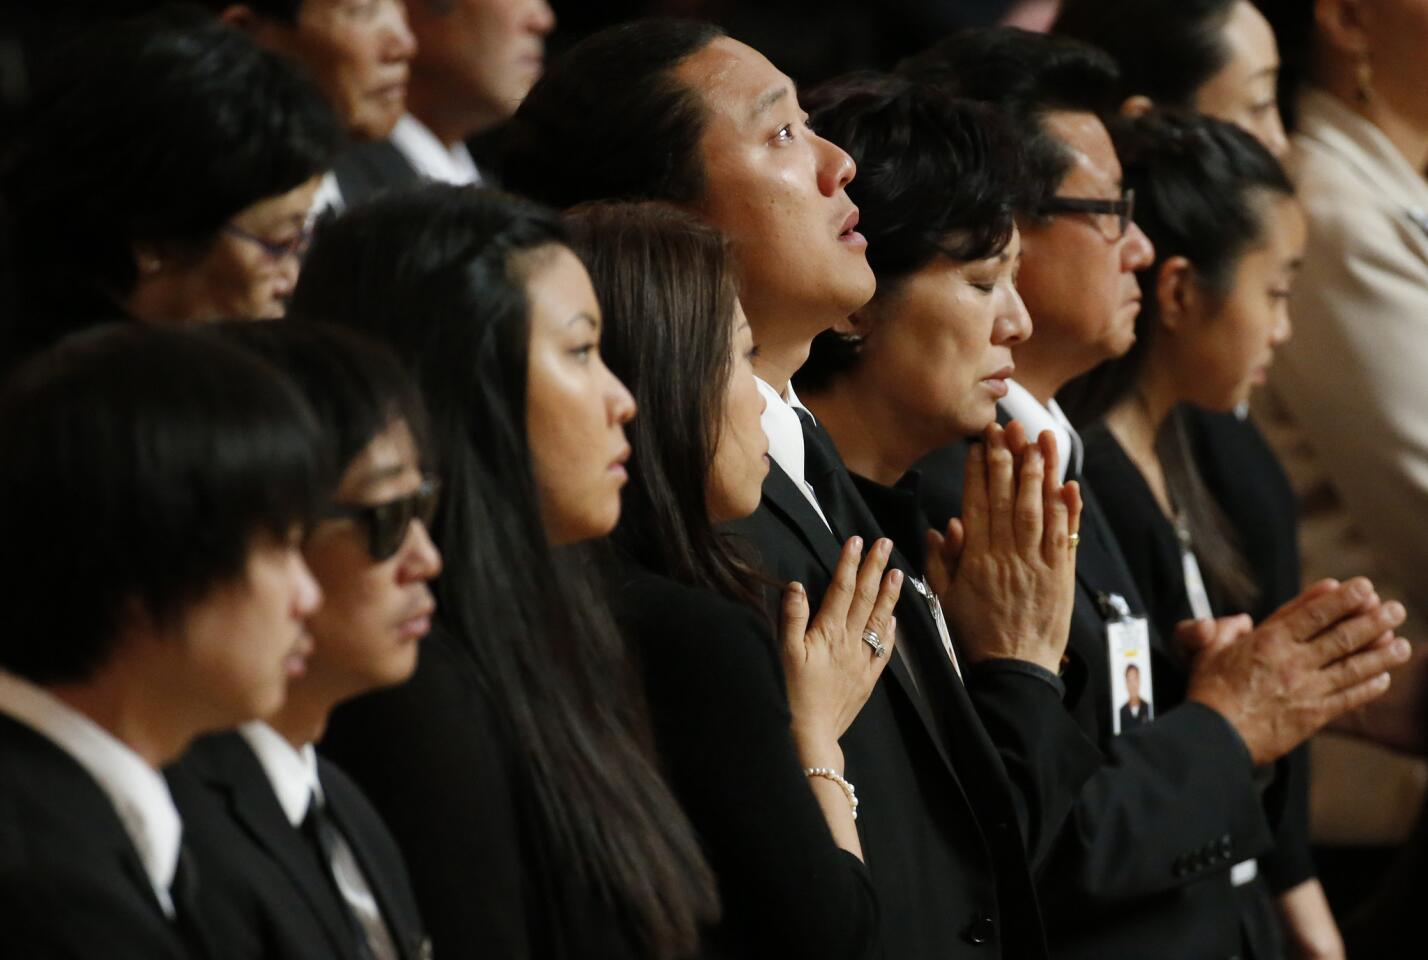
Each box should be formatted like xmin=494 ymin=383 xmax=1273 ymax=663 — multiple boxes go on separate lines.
xmin=1108 ymin=616 xmax=1153 ymax=734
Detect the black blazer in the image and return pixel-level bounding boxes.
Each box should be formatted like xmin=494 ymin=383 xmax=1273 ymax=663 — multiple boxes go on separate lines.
xmin=913 ymin=422 xmax=1276 ymax=960
xmin=612 ymin=560 xmax=879 ymax=960
xmin=330 ymin=140 xmax=422 ymax=209
xmin=723 ymin=432 xmax=1101 ymax=960
xmin=166 ymin=731 xmax=428 ymax=960
xmin=319 ymin=625 xmax=644 ymax=960
xmin=0 ymin=713 xmax=207 ymax=960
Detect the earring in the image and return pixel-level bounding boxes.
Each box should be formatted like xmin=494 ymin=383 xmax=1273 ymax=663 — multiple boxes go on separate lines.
xmin=139 ymin=254 xmax=163 ymax=275
xmin=1356 ymin=54 xmax=1374 ymax=105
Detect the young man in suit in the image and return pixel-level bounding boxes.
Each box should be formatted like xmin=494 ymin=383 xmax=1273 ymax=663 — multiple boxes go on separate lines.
xmin=212 ymin=0 xmax=418 ymax=211
xmin=502 ymin=21 xmax=1113 ymax=959
xmin=901 ymin=28 xmax=1412 ymax=960
xmin=168 ymin=324 xmax=441 ymax=960
xmin=0 ymin=325 xmax=324 ymax=958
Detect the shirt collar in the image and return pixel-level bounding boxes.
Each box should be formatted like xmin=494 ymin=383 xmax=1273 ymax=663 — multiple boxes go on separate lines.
xmin=389 ymin=113 xmax=482 ymax=186
xmin=757 ymin=376 xmax=809 ymax=486
xmin=238 ymin=721 xmax=324 ymax=828
xmin=999 ymin=379 xmax=1082 ymax=482
xmin=0 ymin=670 xmax=182 ymax=906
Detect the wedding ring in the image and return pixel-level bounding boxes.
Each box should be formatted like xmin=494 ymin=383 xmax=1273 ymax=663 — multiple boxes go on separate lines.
xmin=1068 ymin=531 xmax=1081 ymax=549
xmin=861 ymin=629 xmax=887 ymax=658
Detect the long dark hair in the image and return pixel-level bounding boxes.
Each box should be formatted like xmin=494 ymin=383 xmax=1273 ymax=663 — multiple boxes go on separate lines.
xmin=564 ymin=201 xmax=764 ymax=612
xmin=289 ymin=184 xmax=717 ymax=959
xmin=1060 ymin=110 xmax=1294 ymax=614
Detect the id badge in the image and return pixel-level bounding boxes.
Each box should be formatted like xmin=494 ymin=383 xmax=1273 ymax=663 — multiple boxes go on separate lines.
xmin=1103 ymin=593 xmax=1154 ymax=735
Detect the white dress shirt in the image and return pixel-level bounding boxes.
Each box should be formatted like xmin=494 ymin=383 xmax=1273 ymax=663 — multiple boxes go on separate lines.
xmin=757 ymin=377 xmax=833 ymax=530
xmin=999 ymin=378 xmax=1084 ymax=483
xmin=0 ymin=669 xmax=182 ymax=917
xmin=389 ymin=113 xmax=482 ymax=186
xmin=310 ymin=170 xmax=345 ymax=220
xmin=239 ymin=722 xmax=398 ymax=960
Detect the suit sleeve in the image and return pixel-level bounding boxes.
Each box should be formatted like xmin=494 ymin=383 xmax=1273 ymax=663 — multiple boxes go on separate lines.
xmin=1041 ymin=702 xmax=1275 ymax=905
xmin=626 ymin=582 xmax=880 ymax=960
xmin=319 ymin=631 xmax=529 ymax=959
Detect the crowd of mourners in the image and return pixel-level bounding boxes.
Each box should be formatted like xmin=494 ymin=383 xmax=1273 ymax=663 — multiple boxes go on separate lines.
xmin=4 ymin=1 xmax=1428 ymax=958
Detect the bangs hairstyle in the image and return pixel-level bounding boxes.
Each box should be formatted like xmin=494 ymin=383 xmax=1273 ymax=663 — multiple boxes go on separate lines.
xmin=563 ymin=201 xmax=764 ymax=612
xmin=898 ymin=27 xmax=1121 ymax=212
xmin=501 ymin=18 xmax=725 ymax=209
xmin=289 ymin=184 xmax=717 ymax=958
xmin=798 ymin=74 xmax=1025 ymax=390
xmin=3 ymin=4 xmax=339 ymax=342
xmin=0 ymin=323 xmax=323 ymax=685
xmin=1059 ymin=110 xmax=1294 ymax=615
xmin=213 ymin=321 xmax=432 ymax=486
xmin=1054 ymin=0 xmax=1237 ymax=107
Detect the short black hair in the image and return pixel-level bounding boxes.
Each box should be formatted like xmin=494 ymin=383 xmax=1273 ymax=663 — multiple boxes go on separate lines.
xmin=501 ymin=18 xmax=725 ymax=209
xmin=898 ymin=27 xmax=1121 ymax=211
xmin=215 ymin=321 xmax=432 ymax=487
xmin=1054 ymin=0 xmax=1237 ymax=108
xmin=798 ymin=74 xmax=1026 ymax=389
xmin=196 ymin=0 xmax=303 ymax=21
xmin=2 ymin=5 xmax=340 ymax=358
xmin=1125 ymin=663 xmax=1140 ymax=676
xmin=0 ymin=324 xmax=323 ymax=685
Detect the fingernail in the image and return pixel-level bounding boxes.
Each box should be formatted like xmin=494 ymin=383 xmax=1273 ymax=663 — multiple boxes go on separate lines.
xmin=1393 ymin=638 xmax=1412 ymax=658
xmin=850 ymin=536 xmax=863 ymax=551
xmin=878 ymin=538 xmax=892 ymax=556
xmin=1349 ymin=580 xmax=1371 ymax=601
xmin=890 ymin=570 xmax=904 ymax=588
xmin=1385 ymin=601 xmax=1406 ymax=621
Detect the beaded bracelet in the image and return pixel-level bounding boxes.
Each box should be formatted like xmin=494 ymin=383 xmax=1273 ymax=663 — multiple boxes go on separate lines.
xmin=804 ymin=767 xmax=859 ymax=821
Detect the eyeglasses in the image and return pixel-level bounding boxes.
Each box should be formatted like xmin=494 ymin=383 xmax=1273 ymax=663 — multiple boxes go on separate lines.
xmin=1037 ymin=188 xmax=1136 ymax=241
xmin=325 ymin=478 xmax=440 ymax=562
xmin=223 ymin=223 xmax=314 ymax=262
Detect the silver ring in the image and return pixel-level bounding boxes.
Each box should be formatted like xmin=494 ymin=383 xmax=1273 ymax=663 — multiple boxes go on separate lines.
xmin=862 ymin=629 xmax=887 ymax=658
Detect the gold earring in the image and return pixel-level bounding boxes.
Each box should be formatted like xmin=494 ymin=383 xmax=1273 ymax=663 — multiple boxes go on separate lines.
xmin=1356 ymin=54 xmax=1374 ymax=105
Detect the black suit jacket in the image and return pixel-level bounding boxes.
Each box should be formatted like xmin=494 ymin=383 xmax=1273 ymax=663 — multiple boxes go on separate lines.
xmin=723 ymin=434 xmax=1101 ymax=960
xmin=913 ymin=421 xmax=1275 ymax=960
xmin=331 ymin=140 xmax=422 ymax=210
xmin=1118 ymin=701 xmax=1152 ymax=731
xmin=613 ymin=561 xmax=879 ymax=960
xmin=0 ymin=714 xmax=206 ymax=960
xmin=166 ymin=731 xmax=428 ymax=960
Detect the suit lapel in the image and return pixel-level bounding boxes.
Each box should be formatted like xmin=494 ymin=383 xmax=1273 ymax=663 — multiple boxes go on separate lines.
xmin=199 ymin=736 xmax=356 ymax=957
xmin=761 ymin=460 xmax=845 ymax=575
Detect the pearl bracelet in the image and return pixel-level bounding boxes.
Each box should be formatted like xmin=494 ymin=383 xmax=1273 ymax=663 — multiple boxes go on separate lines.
xmin=804 ymin=767 xmax=859 ymax=821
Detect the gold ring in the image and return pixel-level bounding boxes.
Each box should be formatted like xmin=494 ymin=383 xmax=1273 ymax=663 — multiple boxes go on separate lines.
xmin=1068 ymin=531 xmax=1081 ymax=549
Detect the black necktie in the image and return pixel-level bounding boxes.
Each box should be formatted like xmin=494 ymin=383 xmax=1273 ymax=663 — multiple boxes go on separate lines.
xmin=795 ymin=408 xmax=852 ymax=540
xmin=301 ymin=796 xmax=379 ymax=960
xmin=171 ymin=844 xmax=212 ymax=959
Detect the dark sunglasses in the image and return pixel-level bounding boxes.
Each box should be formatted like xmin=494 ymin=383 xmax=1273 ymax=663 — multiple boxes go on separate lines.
xmin=1037 ymin=187 xmax=1136 ymax=241
xmin=325 ymin=478 xmax=440 ymax=562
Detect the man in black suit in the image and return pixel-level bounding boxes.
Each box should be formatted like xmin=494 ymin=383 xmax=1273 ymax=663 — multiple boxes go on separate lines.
xmin=901 ymin=28 xmax=1413 ymax=960
xmin=1118 ymin=665 xmax=1152 ymax=731
xmin=503 ymin=21 xmax=1114 ymax=958
xmin=0 ymin=326 xmax=325 ymax=958
xmin=168 ymin=324 xmax=440 ymax=960
xmin=212 ymin=0 xmax=419 ymax=211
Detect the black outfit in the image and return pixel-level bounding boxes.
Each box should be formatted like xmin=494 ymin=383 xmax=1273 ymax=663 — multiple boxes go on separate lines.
xmin=1118 ymin=701 xmax=1153 ymax=731
xmin=612 ymin=557 xmax=878 ymax=960
xmin=913 ymin=416 xmax=1276 ymax=960
xmin=319 ymin=624 xmax=643 ymax=960
xmin=165 ymin=731 xmax=428 ymax=960
xmin=1081 ymin=421 xmax=1319 ymax=959
xmin=722 ymin=414 xmax=1102 ymax=960
xmin=0 ymin=714 xmax=208 ymax=960
xmin=330 ymin=141 xmax=421 ymax=209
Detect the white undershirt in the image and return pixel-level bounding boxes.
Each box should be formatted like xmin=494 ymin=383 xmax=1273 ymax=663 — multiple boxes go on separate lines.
xmin=238 ymin=722 xmax=398 ymax=960
xmin=0 ymin=670 xmax=182 ymax=917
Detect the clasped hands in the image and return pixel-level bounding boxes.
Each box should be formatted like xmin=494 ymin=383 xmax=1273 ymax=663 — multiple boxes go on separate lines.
xmin=924 ymin=422 xmax=1083 ymax=674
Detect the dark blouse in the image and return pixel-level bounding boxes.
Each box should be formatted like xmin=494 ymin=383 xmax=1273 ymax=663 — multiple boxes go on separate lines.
xmin=612 ymin=558 xmax=880 ymax=960
xmin=319 ymin=624 xmax=643 ymax=960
